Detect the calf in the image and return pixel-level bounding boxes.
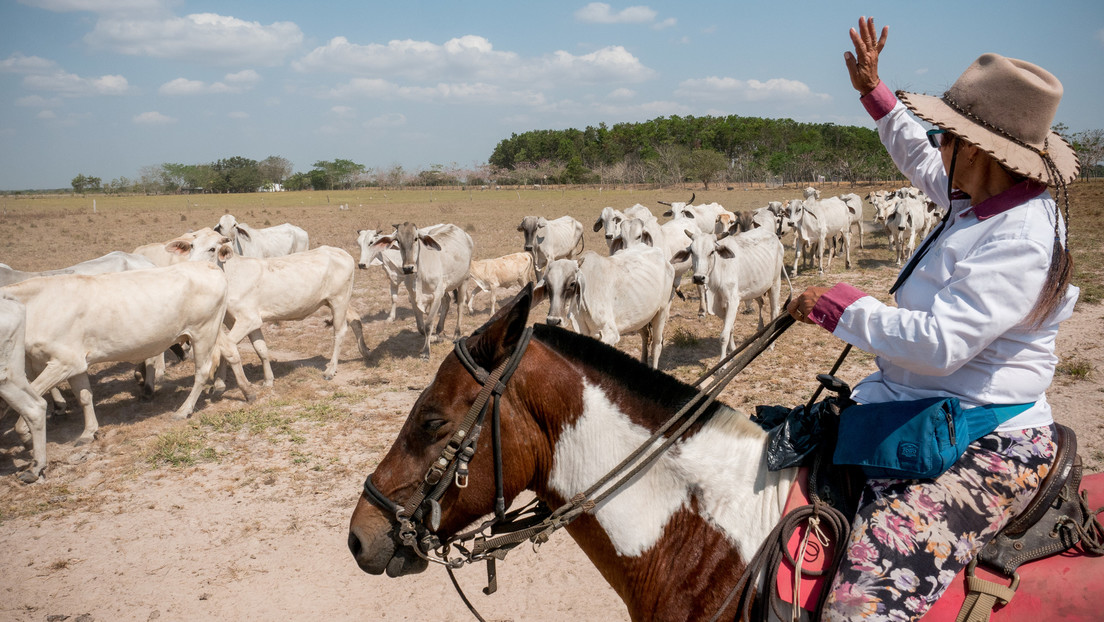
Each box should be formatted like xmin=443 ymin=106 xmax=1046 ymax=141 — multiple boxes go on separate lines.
xmin=369 ymin=223 xmax=473 ymax=358
xmin=673 ymin=227 xmax=788 ymax=358
xmin=356 ymin=228 xmax=406 ymax=322
xmin=2 ymin=263 xmax=255 ymax=447
xmin=0 ymin=294 xmax=49 ymax=483
xmin=518 ymin=215 xmax=584 ymax=276
xmin=464 ymin=252 xmax=535 ymax=314
xmin=214 ymin=214 xmax=309 ymax=258
xmin=170 ymin=234 xmax=371 ymax=385
xmin=536 ymin=246 xmax=674 ymax=369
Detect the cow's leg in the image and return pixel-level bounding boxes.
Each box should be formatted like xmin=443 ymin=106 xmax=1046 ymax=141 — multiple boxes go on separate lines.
xmin=387 ymin=280 xmax=401 ymax=323
xmin=719 ymin=300 xmax=738 ymax=359
xmin=242 ymin=328 xmax=276 ymax=386
xmin=648 ymin=305 xmax=670 ymax=369
xmin=173 ymin=330 xmax=222 ymax=420
xmin=639 ymin=324 xmax=651 ymax=365
xmin=453 ymin=282 xmax=467 ymax=340
xmin=48 ymin=386 xmax=67 ymax=416
xmin=65 ymin=372 xmax=98 ymax=445
xmin=488 ymin=283 xmax=498 ymax=316
xmin=346 ymin=308 xmax=371 ymax=362
xmin=134 ymin=356 xmax=158 ymax=400
xmin=321 ymin=299 xmax=351 ymax=381
xmin=420 ymin=295 xmax=444 ymax=358
xmin=215 ymin=331 xmax=255 ymax=403
xmin=1 ymin=379 xmax=48 ymax=482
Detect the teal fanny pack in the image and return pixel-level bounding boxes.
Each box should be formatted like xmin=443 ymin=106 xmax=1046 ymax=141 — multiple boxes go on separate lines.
xmin=833 ymin=398 xmax=1034 ymax=479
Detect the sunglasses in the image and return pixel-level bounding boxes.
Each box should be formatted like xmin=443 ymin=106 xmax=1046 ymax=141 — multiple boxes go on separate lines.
xmin=927 ymin=128 xmax=948 ymax=149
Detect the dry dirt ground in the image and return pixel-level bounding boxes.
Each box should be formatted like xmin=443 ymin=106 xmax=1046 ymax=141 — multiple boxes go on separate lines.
xmin=0 ymin=183 xmax=1101 ymax=622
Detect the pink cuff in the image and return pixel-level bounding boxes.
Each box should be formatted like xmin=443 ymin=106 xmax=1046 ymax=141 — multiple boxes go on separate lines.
xmin=859 ymin=81 xmax=897 ymax=121
xmin=808 ymin=282 xmax=868 ymax=333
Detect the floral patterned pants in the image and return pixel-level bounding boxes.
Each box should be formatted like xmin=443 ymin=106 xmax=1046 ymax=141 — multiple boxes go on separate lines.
xmin=821 ymin=425 xmax=1056 ymax=621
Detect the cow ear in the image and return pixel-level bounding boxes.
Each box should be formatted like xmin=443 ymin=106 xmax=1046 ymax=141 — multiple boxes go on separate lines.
xmin=642 ymin=232 xmax=654 ymax=247
xmin=592 ymin=217 xmax=603 ymax=232
xmin=609 ymin=239 xmax=624 ymax=254
xmin=671 ymin=249 xmax=690 ymax=264
xmin=166 ymin=240 xmax=191 ymax=255
xmin=235 ymin=226 xmax=251 ymax=241
xmin=715 ymin=243 xmax=736 ymax=259
xmin=419 ymin=233 xmax=443 ymax=251
xmin=371 ymin=235 xmax=394 ymax=251
xmin=662 ymin=209 xmax=674 ymax=218
xmin=217 ymin=244 xmax=235 ymax=263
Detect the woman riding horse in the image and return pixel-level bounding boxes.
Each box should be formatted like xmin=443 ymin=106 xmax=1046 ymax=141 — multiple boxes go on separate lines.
xmin=787 ymin=17 xmax=1081 ymax=621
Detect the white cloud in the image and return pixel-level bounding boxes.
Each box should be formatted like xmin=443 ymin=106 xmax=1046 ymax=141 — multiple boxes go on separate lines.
xmin=295 ymin=35 xmax=653 ymax=85
xmin=653 ymin=17 xmax=677 ymax=30
xmin=330 ymin=105 xmax=355 ymax=117
xmin=23 ymin=71 xmax=129 ymax=96
xmin=18 ymin=0 xmax=168 ymax=14
xmin=159 ymin=70 xmax=261 ymax=95
xmin=227 ymin=111 xmax=249 ymax=119
xmin=133 ymin=110 xmax=175 ymax=124
xmin=365 ymin=113 xmax=406 ymax=128
xmin=1 ymin=53 xmax=58 ymax=74
xmin=916 ymin=68 xmax=929 ymax=76
xmin=575 ymin=3 xmax=657 ymax=25
xmin=676 ymin=76 xmax=830 ymax=103
xmin=36 ymin=110 xmax=57 ymax=119
xmin=85 ymin=13 xmax=303 ymax=66
xmin=608 ymin=88 xmax=636 ymax=99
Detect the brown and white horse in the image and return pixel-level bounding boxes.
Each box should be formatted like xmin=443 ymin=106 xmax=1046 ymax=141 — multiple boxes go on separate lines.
xmin=348 ymin=288 xmax=1103 ymax=621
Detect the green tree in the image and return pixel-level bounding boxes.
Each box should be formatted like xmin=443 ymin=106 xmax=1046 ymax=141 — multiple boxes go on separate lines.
xmin=211 ymin=156 xmax=261 ymax=193
xmin=71 ymin=173 xmax=101 ymax=194
xmin=258 ymin=155 xmax=293 ymax=185
xmin=686 ymin=149 xmax=728 ymax=189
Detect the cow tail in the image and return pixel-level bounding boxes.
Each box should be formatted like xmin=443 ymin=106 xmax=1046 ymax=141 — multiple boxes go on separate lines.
xmin=781 ymin=264 xmax=794 ymax=306
xmin=573 ymin=234 xmax=585 ymax=258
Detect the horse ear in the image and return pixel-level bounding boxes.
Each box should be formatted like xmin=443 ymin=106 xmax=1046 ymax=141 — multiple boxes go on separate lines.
xmin=466 ymin=283 xmax=532 ymax=369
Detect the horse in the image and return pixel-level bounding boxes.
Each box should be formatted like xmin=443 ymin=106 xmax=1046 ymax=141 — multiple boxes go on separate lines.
xmin=348 ymin=287 xmax=1104 ymax=621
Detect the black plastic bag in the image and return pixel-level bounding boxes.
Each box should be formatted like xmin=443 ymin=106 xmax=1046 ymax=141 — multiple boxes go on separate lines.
xmin=754 ymin=400 xmax=840 ymax=471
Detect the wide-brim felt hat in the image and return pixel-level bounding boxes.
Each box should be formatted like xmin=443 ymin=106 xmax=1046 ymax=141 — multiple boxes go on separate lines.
xmin=897 ymin=53 xmax=1079 ymax=186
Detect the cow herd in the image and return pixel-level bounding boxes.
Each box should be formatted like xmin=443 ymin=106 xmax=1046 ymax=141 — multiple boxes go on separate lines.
xmin=1 ymin=187 xmax=929 ymax=483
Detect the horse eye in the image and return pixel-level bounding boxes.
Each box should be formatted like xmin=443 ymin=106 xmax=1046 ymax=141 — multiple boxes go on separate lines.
xmin=422 ymin=418 xmax=448 ymax=437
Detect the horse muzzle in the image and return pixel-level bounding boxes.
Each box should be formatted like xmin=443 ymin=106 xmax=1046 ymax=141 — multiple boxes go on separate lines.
xmin=348 ymin=519 xmax=430 ymax=577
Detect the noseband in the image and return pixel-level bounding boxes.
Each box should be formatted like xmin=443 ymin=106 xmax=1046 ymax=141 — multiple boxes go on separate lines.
xmin=361 ymin=326 xmax=535 ymax=565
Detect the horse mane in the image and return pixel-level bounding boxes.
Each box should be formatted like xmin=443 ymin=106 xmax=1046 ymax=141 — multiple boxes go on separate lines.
xmin=532 ymin=323 xmax=717 ymax=414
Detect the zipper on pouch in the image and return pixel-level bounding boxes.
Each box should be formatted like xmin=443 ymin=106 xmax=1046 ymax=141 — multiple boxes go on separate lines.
xmin=944 ymin=404 xmax=956 ymax=445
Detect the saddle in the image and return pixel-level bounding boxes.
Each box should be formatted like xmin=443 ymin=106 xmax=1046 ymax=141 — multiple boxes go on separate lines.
xmin=765 ymin=413 xmax=1098 ymax=622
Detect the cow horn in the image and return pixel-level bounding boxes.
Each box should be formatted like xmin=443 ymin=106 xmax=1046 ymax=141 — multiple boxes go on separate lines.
xmin=657 ymin=200 xmax=672 ymax=206
xmin=688 ymin=193 xmax=695 ymax=204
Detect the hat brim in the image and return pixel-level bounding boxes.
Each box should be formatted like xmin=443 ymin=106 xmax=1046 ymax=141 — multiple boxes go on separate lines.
xmin=898 ymin=91 xmax=1080 ymax=186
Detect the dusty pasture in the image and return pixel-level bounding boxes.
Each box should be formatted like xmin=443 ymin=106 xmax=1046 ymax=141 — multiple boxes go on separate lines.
xmin=1 ymin=183 xmax=1102 ymax=622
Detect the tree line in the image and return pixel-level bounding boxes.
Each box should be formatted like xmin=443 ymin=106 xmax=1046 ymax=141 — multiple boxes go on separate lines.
xmin=58 ymin=117 xmax=1103 ymax=196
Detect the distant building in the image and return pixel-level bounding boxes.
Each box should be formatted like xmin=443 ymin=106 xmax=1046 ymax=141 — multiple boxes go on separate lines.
xmin=259 ymin=182 xmax=285 ymax=192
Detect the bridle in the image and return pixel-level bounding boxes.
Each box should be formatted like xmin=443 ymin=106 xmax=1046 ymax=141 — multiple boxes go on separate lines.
xmin=361 ymin=326 xmax=543 ymax=570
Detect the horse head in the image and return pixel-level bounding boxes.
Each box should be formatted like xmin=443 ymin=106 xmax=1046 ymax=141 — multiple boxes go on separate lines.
xmin=348 ymin=286 xmax=545 ymax=577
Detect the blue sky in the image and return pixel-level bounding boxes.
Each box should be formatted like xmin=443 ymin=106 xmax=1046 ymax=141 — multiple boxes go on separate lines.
xmin=1 ymin=0 xmax=1102 ymax=190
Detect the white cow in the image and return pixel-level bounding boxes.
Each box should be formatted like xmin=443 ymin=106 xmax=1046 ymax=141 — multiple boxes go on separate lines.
xmin=886 ymin=193 xmax=929 ymax=266
xmin=517 ymin=215 xmax=584 ymax=276
xmin=168 ymin=233 xmax=371 ymax=386
xmin=609 ymin=216 xmax=665 ymax=255
xmin=214 ymin=214 xmax=309 ymax=258
xmin=785 ymin=189 xmax=853 ymax=274
xmin=370 ymin=223 xmax=474 ymax=358
xmin=536 ymin=246 xmax=674 ymax=369
xmin=356 ymin=228 xmax=406 ymax=322
xmin=464 ymin=252 xmax=535 ymax=315
xmin=840 ymin=193 xmax=866 ymax=249
xmin=0 ymin=294 xmax=49 ymax=483
xmin=133 ymin=228 xmax=217 ymax=267
xmin=2 ymin=262 xmax=255 ymax=447
xmin=0 ymin=264 xmax=74 ymax=287
xmin=672 ymin=227 xmax=788 ymax=358
xmin=593 ymin=206 xmax=627 ymax=252
xmin=660 ymin=197 xmax=736 ymax=236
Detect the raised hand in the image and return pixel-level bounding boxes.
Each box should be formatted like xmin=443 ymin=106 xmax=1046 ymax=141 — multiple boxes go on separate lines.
xmin=844 ymin=16 xmax=888 ymax=95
